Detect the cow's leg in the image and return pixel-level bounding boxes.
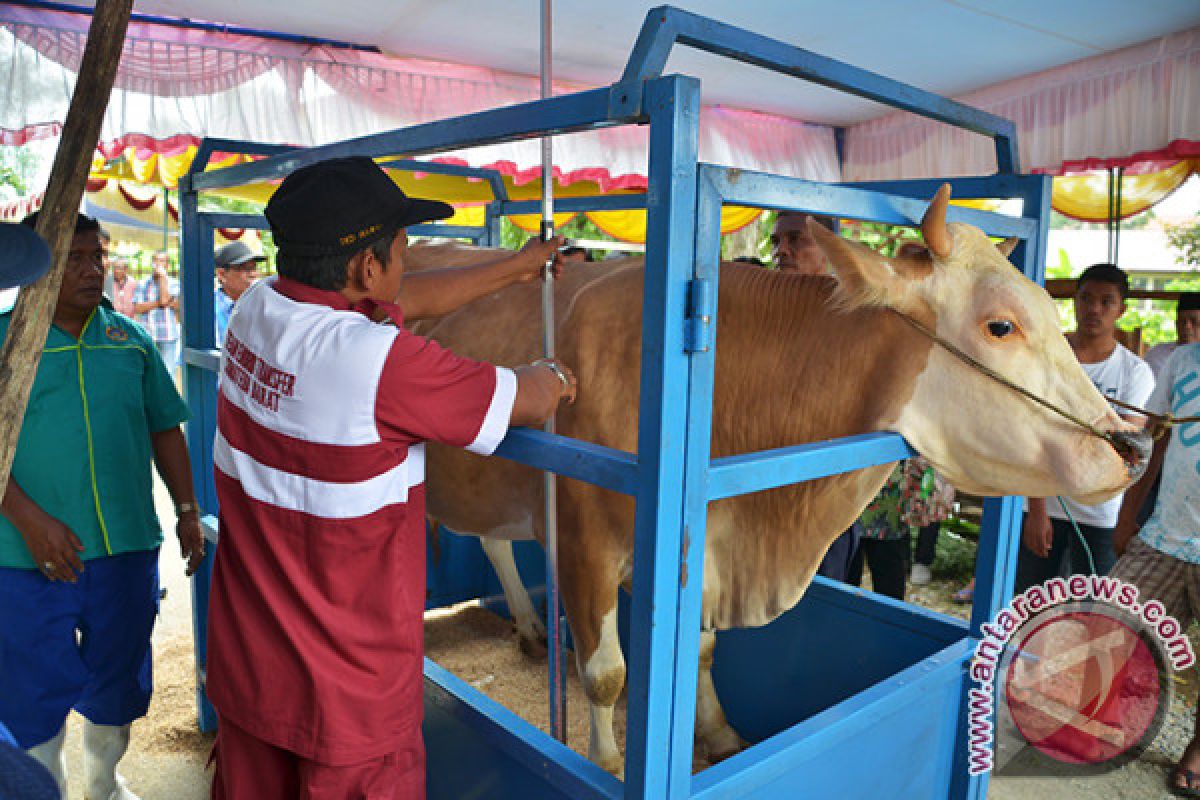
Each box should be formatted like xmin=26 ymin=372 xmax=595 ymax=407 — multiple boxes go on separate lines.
xmin=694 ymin=629 xmax=745 ymax=764
xmin=577 ymin=604 xmax=625 ymax=776
xmin=479 ymin=537 xmax=546 ymax=658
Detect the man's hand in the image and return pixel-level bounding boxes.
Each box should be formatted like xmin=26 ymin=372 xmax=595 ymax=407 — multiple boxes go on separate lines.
xmin=509 ymin=236 xmax=566 ymax=283
xmin=18 ymin=511 xmax=85 ymax=582
xmin=1113 ymin=518 xmax=1139 ymax=557
xmin=511 ymin=358 xmax=577 ymax=426
xmin=177 ymin=512 xmax=205 ymax=576
xmin=1022 ymin=512 xmax=1054 ymax=558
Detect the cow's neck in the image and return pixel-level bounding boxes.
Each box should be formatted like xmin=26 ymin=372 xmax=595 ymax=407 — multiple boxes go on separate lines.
xmin=696 ymin=265 xmax=936 ymax=628
xmin=712 ymin=264 xmax=934 ymax=455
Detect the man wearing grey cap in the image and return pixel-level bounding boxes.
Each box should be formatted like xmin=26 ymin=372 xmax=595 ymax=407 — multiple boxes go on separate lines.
xmin=213 ymin=240 xmax=266 ymax=344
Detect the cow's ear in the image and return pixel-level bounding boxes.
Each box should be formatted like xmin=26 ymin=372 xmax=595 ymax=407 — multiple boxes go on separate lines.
xmin=809 ymin=220 xmax=931 ymax=310
xmin=997 ymin=237 xmax=1019 ymax=257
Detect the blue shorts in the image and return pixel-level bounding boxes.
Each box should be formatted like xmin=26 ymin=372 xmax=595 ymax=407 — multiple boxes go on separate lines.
xmin=0 ymin=549 xmax=159 ymax=748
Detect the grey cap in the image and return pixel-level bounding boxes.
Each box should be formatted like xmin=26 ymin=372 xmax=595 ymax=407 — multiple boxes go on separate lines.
xmin=215 ymin=241 xmax=266 ymax=269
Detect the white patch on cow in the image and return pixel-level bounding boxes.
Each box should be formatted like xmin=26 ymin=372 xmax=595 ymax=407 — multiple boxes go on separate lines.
xmin=479 ymin=537 xmax=544 ymax=649
xmin=581 ymin=607 xmax=624 ymax=776
xmin=695 ymin=630 xmax=743 ymax=761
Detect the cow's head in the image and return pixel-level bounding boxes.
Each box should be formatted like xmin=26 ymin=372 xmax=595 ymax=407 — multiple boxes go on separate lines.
xmin=810 ymin=186 xmax=1148 ymax=503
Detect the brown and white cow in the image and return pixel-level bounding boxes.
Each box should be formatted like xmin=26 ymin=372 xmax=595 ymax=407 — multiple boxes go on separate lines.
xmin=410 ymin=187 xmax=1148 ymax=774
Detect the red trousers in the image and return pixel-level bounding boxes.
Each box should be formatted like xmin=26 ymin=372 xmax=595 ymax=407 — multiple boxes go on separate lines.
xmin=211 ymin=715 xmax=424 ymax=800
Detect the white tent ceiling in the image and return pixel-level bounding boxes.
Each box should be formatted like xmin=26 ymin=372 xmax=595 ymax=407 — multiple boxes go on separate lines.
xmin=89 ymin=0 xmax=1200 ymax=125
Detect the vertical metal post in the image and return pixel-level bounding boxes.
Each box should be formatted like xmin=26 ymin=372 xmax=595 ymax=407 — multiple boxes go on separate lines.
xmin=624 ymin=74 xmax=702 ymax=799
xmin=539 ymin=0 xmax=568 ymax=745
xmin=950 ymin=173 xmax=1051 ymax=800
xmin=180 ymin=184 xmax=222 ymax=732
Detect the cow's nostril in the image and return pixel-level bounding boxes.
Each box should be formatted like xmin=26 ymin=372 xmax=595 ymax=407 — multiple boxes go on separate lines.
xmin=1107 ymin=429 xmax=1152 ymax=481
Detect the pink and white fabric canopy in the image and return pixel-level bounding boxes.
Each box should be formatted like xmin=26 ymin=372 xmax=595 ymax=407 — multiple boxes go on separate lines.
xmin=0 ymin=5 xmax=839 ymax=190
xmin=0 ymin=2 xmax=1197 ymax=184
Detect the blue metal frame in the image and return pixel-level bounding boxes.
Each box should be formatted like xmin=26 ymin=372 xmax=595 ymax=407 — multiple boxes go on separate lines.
xmin=179 ymin=6 xmax=1052 ymax=797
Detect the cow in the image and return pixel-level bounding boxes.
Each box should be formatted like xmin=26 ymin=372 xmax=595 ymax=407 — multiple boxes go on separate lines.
xmin=408 ymin=187 xmax=1149 ymax=775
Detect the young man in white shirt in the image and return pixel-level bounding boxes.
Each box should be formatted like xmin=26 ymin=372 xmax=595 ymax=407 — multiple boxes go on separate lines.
xmin=1015 ymin=263 xmax=1155 ymax=592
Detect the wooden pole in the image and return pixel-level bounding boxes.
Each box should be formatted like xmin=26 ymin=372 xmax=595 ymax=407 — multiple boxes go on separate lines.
xmin=0 ymin=0 xmax=134 ymax=495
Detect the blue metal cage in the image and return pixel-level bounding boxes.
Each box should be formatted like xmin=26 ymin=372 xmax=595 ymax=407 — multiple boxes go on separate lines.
xmin=181 ymin=7 xmax=1050 ymax=798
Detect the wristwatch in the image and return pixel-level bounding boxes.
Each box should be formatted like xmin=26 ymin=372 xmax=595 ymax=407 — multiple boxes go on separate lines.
xmin=175 ymin=501 xmax=200 ymax=517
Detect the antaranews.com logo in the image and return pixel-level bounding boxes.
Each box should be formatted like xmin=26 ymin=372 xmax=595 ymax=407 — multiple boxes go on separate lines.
xmin=967 ymin=575 xmax=1196 ymax=777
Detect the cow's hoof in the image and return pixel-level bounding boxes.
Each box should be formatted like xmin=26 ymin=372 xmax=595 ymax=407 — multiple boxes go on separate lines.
xmin=700 ymin=731 xmax=748 ymax=764
xmin=517 ymin=631 xmax=548 ymax=660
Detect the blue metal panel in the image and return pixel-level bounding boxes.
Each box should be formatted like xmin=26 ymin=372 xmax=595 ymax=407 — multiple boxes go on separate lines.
xmin=697 ymin=640 xmax=972 ymax=799
xmin=623 ymin=74 xmax=703 ymax=799
xmin=424 ymin=661 xmax=621 ymax=800
xmin=619 ymin=6 xmax=1018 ymax=173
xmin=191 ymin=88 xmax=639 ymax=192
xmin=702 ymin=165 xmax=1037 ymax=239
xmin=707 ymin=432 xmax=914 ymax=501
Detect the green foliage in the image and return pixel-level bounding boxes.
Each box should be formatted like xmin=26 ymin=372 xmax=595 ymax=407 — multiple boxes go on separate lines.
xmin=928 ymin=527 xmax=977 ymax=582
xmin=0 ymin=145 xmax=40 ymax=201
xmin=1166 ymin=221 xmax=1200 ymax=269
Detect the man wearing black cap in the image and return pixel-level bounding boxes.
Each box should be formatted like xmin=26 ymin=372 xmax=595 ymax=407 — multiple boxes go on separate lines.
xmin=205 ymin=156 xmax=576 ymax=799
xmin=213 ymin=240 xmax=266 ymax=343
xmin=1145 ymin=292 xmax=1200 ymax=381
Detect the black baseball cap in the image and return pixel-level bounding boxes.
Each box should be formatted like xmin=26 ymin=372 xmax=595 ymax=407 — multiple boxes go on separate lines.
xmin=265 ymin=156 xmax=453 ymax=258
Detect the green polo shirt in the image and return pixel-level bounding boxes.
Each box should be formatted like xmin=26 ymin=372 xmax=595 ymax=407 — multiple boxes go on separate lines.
xmin=0 ymin=301 xmax=189 ymax=569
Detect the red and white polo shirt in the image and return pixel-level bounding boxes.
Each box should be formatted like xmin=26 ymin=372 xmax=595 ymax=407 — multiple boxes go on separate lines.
xmin=206 ymin=277 xmax=516 ymax=767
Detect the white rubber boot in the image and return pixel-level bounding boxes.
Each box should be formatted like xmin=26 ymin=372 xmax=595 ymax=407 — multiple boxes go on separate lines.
xmin=83 ymin=721 xmax=142 ymax=800
xmin=25 ymin=724 xmax=68 ymax=798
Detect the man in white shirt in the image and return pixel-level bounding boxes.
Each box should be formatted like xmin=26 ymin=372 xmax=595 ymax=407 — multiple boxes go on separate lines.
xmin=1015 ymin=263 xmax=1155 ymax=592
xmin=1144 ymin=293 xmax=1200 ymax=381
xmin=1111 ymin=342 xmax=1200 ymax=795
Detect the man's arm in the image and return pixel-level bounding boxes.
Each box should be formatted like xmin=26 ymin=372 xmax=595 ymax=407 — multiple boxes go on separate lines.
xmin=150 ymin=426 xmax=205 ymax=576
xmin=398 ymin=237 xmax=564 ymax=322
xmin=1 ymin=478 xmax=85 ymax=580
xmin=1113 ymin=433 xmax=1169 ymax=556
xmin=1022 ymin=497 xmax=1054 ymax=557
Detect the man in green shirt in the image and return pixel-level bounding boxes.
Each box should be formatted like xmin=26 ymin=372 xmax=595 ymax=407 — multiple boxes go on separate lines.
xmin=0 ymin=213 xmax=204 ymax=800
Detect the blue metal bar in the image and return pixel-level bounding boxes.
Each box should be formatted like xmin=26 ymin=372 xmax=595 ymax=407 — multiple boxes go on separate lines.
xmin=501 ymin=194 xmax=648 ymax=216
xmin=183 ymin=347 xmax=221 ymax=373
xmin=424 ymin=660 xmax=621 ymax=799
xmin=703 ymin=165 xmax=1037 ymax=239
xmin=949 ymin=174 xmax=1049 ymax=800
xmin=180 ymin=207 xmax=220 ymax=732
xmin=191 ymin=88 xmax=639 ymax=192
xmin=707 ymin=433 xmax=915 ymax=502
xmin=663 ymin=142 xmax=723 ymax=795
xmin=9 ymin=1 xmax=382 ymax=53
xmin=623 ymin=74 xmax=702 ymax=799
xmin=493 ymin=428 xmax=639 ymax=497
xmin=199 ymin=212 xmax=270 ymax=231
xmin=183 ymin=139 xmax=296 ymax=192
xmin=619 ymin=6 xmax=1018 ymax=172
xmin=408 ymin=224 xmax=489 ymax=241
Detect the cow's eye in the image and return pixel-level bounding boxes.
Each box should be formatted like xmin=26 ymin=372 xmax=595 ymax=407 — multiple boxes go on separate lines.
xmin=987 ymin=320 xmax=1015 ymax=338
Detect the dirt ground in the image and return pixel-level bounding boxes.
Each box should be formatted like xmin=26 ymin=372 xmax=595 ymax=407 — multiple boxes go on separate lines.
xmin=82 ymin=480 xmax=1190 ymax=798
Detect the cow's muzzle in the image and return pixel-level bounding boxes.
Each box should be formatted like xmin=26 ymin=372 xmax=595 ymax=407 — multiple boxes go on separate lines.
xmin=1106 ymin=428 xmax=1152 ymax=482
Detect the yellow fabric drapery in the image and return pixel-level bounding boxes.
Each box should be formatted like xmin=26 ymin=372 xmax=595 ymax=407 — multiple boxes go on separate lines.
xmin=1051 ymin=160 xmax=1198 ymax=222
